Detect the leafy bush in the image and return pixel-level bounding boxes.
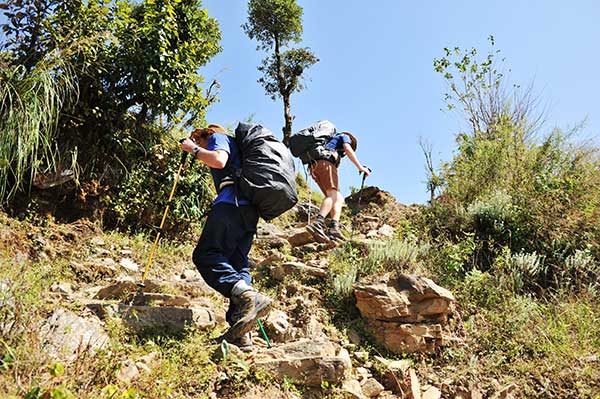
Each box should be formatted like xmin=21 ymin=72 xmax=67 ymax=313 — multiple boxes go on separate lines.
xmin=104 ymin=140 xmax=214 ymax=235
xmin=425 ymin=40 xmax=600 ymax=291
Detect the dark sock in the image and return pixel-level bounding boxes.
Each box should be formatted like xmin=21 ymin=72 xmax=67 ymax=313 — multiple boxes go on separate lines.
xmin=316 ymin=215 xmax=325 ymax=224
xmin=331 ymin=220 xmax=339 ymax=228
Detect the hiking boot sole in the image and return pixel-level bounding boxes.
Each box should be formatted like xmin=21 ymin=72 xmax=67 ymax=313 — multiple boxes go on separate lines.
xmin=306 ymin=224 xmax=331 ymax=243
xmin=217 ymin=296 xmax=273 ymax=343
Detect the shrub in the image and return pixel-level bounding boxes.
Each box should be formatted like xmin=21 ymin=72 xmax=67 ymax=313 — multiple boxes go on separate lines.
xmin=561 ymin=249 xmax=600 ymax=293
xmin=492 ymin=248 xmax=545 ymax=293
xmin=104 ymin=140 xmax=214 ymax=235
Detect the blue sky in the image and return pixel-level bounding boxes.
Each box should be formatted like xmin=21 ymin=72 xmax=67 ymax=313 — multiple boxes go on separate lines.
xmin=201 ymin=0 xmax=600 ymax=204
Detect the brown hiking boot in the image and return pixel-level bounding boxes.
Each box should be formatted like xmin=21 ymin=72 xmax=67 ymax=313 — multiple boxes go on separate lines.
xmin=328 ymin=225 xmax=346 ymax=242
xmin=230 ymin=332 xmax=253 ymax=352
xmin=307 ymin=218 xmax=331 ymax=243
xmin=218 ymin=289 xmax=272 ymax=343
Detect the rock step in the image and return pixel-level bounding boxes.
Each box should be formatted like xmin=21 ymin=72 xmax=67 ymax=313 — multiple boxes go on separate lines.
xmin=87 ymin=303 xmax=217 ymax=334
xmin=250 ymin=338 xmax=351 ymax=387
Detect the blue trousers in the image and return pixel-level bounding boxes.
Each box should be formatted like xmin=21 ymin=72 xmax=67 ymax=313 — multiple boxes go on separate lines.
xmin=192 ymin=203 xmax=258 ymax=301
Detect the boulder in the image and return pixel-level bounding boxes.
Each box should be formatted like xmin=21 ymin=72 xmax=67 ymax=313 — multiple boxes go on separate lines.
xmin=421 ymin=386 xmax=441 ymax=399
xmin=256 ymin=223 xmax=288 ymax=248
xmin=41 ymin=309 xmax=109 ymax=360
xmin=70 ymin=260 xmax=117 ymax=281
xmin=87 ymin=303 xmax=215 ymax=334
xmin=169 ymin=279 xmax=214 ymax=298
xmin=292 ymin=202 xmax=321 ymax=222
xmin=285 ymin=228 xmax=315 ymax=247
xmin=264 ymin=310 xmax=291 ymax=342
xmin=367 ymin=321 xmax=445 ymax=353
xmin=116 ymin=359 xmax=140 ymax=383
xmin=342 ymin=379 xmax=366 ymax=399
xmin=354 ymin=274 xmax=456 ymax=354
xmin=50 ymin=281 xmax=73 ymax=296
xmin=252 ymin=338 xmax=352 ymax=387
xmin=362 ymin=378 xmax=385 ymax=397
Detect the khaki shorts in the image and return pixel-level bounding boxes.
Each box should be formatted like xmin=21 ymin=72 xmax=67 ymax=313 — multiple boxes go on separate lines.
xmin=310 ymin=160 xmax=339 ymax=194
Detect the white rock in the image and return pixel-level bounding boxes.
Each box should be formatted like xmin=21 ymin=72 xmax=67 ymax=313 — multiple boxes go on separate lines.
xmin=119 ymin=258 xmax=140 ymax=273
xmin=422 ymin=385 xmax=441 ymax=399
xmin=117 ymin=359 xmax=139 ymax=382
xmin=342 ymin=379 xmax=366 ymax=399
xmin=377 ymin=224 xmax=395 ymax=238
xmin=41 ymin=309 xmax=109 ymax=361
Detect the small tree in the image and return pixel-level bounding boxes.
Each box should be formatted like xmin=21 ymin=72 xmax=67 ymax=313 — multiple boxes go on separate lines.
xmin=243 ymin=0 xmax=318 ymax=145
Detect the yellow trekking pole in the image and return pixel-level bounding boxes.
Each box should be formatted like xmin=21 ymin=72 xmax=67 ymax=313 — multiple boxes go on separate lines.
xmin=138 ymin=148 xmax=190 ymax=288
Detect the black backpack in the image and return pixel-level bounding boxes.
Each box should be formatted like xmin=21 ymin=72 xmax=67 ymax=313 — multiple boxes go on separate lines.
xmin=231 ymin=122 xmax=298 ymax=221
xmin=289 ymin=120 xmax=337 ymax=165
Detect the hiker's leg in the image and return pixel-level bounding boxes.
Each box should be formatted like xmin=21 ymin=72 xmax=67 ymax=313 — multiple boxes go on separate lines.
xmin=229 ymin=205 xmax=259 ymax=287
xmin=226 ymin=205 xmax=259 ymax=325
xmin=330 ymin=190 xmax=345 ymax=221
xmin=311 ymin=160 xmax=337 ymax=218
xmin=319 ymin=194 xmax=334 ymax=218
xmin=192 ymin=204 xmax=246 ymax=297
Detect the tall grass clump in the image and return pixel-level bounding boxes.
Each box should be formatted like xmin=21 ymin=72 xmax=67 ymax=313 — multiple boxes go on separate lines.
xmin=0 ymin=54 xmax=78 ymax=204
xmin=360 ymin=239 xmax=429 ymax=276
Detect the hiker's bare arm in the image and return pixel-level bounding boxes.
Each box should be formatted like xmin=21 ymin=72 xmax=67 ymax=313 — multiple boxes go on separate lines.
xmin=181 ymin=139 xmax=229 ymax=169
xmin=343 ymin=143 xmax=370 ymax=176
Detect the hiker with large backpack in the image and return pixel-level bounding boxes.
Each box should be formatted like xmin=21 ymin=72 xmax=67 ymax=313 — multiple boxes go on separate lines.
xmin=290 ymin=121 xmax=370 ymax=242
xmin=180 ymin=122 xmax=297 ymax=350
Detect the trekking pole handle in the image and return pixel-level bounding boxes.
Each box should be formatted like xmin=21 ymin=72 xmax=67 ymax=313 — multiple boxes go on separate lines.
xmin=179 ymin=138 xmax=193 ymax=165
xmin=360 ymin=166 xmax=372 ymax=175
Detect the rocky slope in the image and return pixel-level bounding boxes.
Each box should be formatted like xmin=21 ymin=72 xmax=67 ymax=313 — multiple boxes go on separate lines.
xmin=0 ymin=187 xmax=525 ymax=398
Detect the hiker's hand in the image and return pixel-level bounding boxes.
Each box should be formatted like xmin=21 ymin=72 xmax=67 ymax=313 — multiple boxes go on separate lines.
xmin=359 ymin=166 xmax=371 ymax=176
xmin=180 ymin=138 xmax=198 ymax=154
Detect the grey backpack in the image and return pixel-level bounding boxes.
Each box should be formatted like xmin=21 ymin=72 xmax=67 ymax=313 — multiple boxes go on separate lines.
xmin=289 ymin=120 xmax=337 ymax=165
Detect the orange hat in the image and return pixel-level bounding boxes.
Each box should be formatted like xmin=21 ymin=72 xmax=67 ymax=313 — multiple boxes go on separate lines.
xmin=340 ymin=131 xmax=357 ymax=151
xmin=206 ymin=123 xmax=227 ymax=133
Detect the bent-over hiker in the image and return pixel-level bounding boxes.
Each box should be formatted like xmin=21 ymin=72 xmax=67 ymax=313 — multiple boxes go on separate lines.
xmin=307 ymin=131 xmax=370 ymax=242
xmin=180 ymin=124 xmax=272 ymax=351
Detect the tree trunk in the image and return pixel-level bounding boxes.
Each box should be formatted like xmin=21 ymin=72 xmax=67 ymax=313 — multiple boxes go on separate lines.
xmin=274 ymin=35 xmax=292 ymax=145
xmin=282 ymin=94 xmax=292 ymax=146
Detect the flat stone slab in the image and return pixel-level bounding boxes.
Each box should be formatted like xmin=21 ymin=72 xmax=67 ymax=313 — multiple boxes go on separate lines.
xmin=131 ymin=292 xmax=191 ymax=307
xmin=270 ymin=261 xmax=327 ymax=281
xmin=41 ymin=309 xmax=109 ymax=361
xmin=94 ymin=280 xmax=161 ymax=300
xmin=285 ymin=228 xmax=315 ymax=247
xmin=87 ymin=303 xmax=215 ymax=334
xmin=252 ymin=338 xmax=352 ymax=387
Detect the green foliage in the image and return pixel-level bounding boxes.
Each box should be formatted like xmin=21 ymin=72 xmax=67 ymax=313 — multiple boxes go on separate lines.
xmin=426 ymin=39 xmax=600 ymax=289
xmin=258 ymin=47 xmax=319 ymax=100
xmin=242 ymin=0 xmax=303 ymax=49
xmin=0 ymin=0 xmax=221 ymax=217
xmin=104 ymin=139 xmax=214 ymax=233
xmin=492 ymin=248 xmax=545 ymax=293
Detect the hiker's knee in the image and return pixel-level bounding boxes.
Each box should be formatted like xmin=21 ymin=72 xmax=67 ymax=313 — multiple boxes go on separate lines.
xmin=326 ymin=188 xmax=338 ymax=199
